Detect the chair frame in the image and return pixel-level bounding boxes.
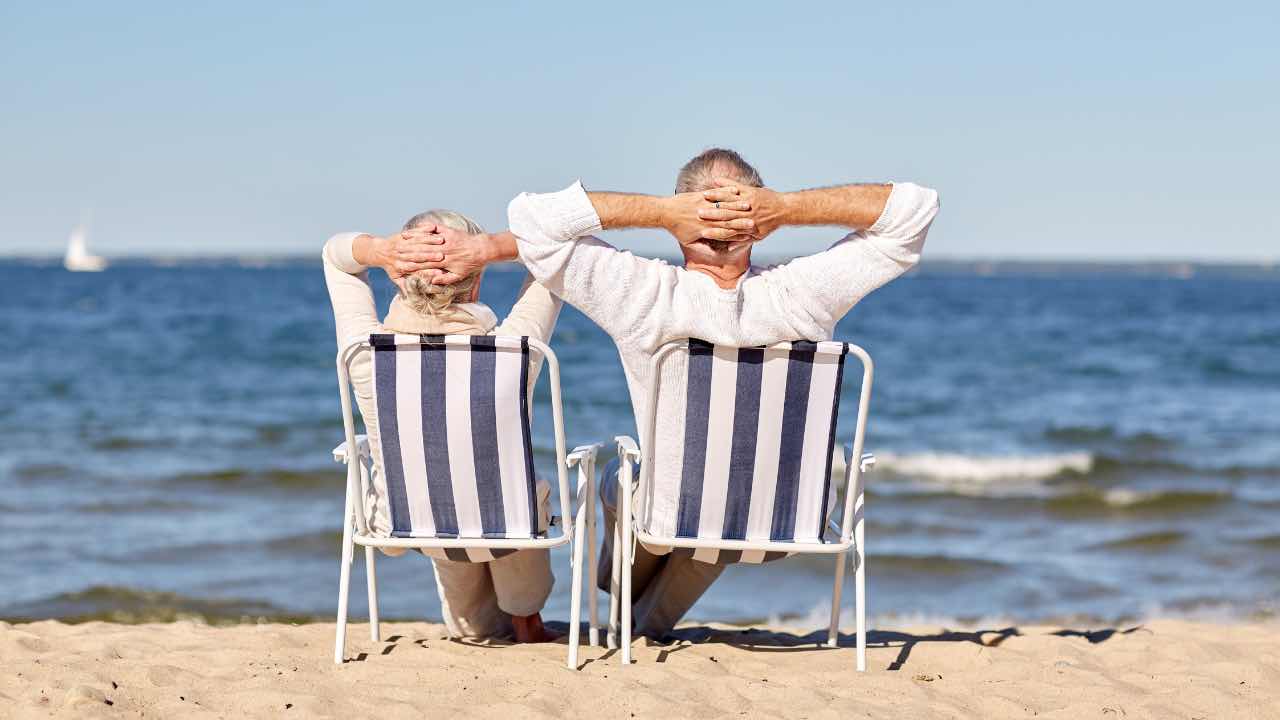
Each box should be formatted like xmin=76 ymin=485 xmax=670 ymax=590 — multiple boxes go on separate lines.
xmin=606 ymin=339 xmax=876 ymax=670
xmin=330 ymin=335 xmax=596 ymax=669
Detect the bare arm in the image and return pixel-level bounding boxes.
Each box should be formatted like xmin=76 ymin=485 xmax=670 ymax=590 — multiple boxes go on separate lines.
xmin=585 ymin=192 xmax=666 ymax=229
xmin=760 ymin=182 xmax=940 ymax=332
xmin=590 ymin=190 xmax=755 ymax=247
xmin=696 ymin=177 xmax=892 ymax=241
xmin=772 ymin=183 xmax=893 ymax=229
xmin=421 ymin=192 xmax=752 ymax=284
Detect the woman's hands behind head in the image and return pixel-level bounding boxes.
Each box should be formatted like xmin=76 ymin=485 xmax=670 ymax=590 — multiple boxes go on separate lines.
xmin=420 ymin=226 xmax=506 ymax=286
xmin=362 ymin=225 xmax=446 ymax=291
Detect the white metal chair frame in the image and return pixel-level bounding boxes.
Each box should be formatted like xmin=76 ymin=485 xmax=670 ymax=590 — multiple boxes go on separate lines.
xmin=330 ymin=335 xmax=599 ymax=669
xmin=607 ymin=339 xmax=876 ymax=670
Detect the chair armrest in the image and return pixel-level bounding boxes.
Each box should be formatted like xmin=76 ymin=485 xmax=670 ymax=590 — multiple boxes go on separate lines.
xmin=614 ymin=435 xmax=640 ymax=463
xmin=567 ymin=442 xmax=604 ymax=468
xmin=567 ymin=443 xmax=603 ymax=514
xmin=844 ymin=444 xmax=876 ymax=474
xmin=332 ymin=435 xmax=370 ymax=464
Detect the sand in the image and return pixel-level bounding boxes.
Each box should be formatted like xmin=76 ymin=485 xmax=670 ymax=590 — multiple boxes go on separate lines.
xmin=2 ymin=618 xmax=1277 ymax=719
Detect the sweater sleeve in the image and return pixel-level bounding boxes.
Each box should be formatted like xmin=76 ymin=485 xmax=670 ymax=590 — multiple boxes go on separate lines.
xmin=761 ymin=182 xmax=939 ymax=333
xmin=508 ymin=181 xmax=677 ymax=344
xmin=322 ymin=231 xmax=383 ymax=345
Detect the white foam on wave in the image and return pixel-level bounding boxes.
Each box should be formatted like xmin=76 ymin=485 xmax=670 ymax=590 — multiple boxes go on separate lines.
xmin=875 ymin=451 xmax=1094 ymax=483
xmin=769 ymin=598 xmax=1278 ymax=633
xmin=769 ymin=601 xmax=1020 ymax=632
xmin=1100 ymin=488 xmax=1151 ymax=507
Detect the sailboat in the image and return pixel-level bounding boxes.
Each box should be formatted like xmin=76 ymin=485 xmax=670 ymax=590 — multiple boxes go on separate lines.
xmin=64 ymin=223 xmax=107 ymax=272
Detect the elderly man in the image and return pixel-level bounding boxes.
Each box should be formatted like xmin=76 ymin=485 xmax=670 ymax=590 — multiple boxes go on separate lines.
xmin=414 ymin=148 xmax=939 ymax=637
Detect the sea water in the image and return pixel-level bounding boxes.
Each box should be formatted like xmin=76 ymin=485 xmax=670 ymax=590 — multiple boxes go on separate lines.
xmin=1 ymin=260 xmax=1277 ymax=627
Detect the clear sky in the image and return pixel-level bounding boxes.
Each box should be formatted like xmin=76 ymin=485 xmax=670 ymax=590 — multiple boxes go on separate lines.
xmin=2 ymin=1 xmax=1276 ymax=261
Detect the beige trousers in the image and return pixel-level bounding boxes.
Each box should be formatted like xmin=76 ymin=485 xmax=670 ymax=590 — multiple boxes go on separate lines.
xmin=378 ymin=480 xmax=555 ymax=639
xmin=430 ymin=548 xmax=554 ymax=638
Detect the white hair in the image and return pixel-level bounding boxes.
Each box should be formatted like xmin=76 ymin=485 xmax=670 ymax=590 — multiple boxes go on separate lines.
xmin=399 ymin=209 xmax=484 ymax=315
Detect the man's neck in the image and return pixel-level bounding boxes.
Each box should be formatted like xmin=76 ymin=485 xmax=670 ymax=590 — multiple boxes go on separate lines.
xmin=683 ymin=256 xmax=751 ymax=289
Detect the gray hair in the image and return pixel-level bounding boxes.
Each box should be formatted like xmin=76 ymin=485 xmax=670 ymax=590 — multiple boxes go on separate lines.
xmin=674 ymin=147 xmax=764 ymax=194
xmin=400 ymin=209 xmax=484 ymax=316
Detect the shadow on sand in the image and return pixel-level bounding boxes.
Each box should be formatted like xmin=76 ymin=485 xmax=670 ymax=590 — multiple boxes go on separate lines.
xmin=347 ymin=624 xmax=1146 ymax=671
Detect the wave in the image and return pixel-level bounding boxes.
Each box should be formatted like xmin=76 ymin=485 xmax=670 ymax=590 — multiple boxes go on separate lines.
xmin=874 ymin=451 xmax=1093 ymax=482
xmin=264 ymin=530 xmax=345 ymax=555
xmin=788 ymin=551 xmax=1008 ymax=577
xmin=0 ymin=586 xmax=317 ymax=625
xmin=1200 ymin=355 xmax=1280 ymax=381
xmin=13 ymin=462 xmax=77 ymax=480
xmin=1232 ymin=533 xmax=1280 ymax=549
xmin=171 ymin=467 xmax=338 ymax=489
xmin=1086 ymin=530 xmax=1187 ymax=551
xmin=872 ymin=553 xmax=1010 ymax=576
xmin=89 ymin=435 xmax=177 ymax=452
xmin=93 ymin=530 xmax=345 ymax=565
xmin=1047 ymin=489 xmax=1228 ymax=515
xmin=872 ymin=450 xmax=1280 ymax=488
xmin=771 ymin=598 xmax=1278 ymax=630
xmin=76 ymin=498 xmax=202 ymax=514
xmin=1090 ymin=455 xmax=1280 ymax=479
xmin=1043 ymin=424 xmax=1173 ymax=448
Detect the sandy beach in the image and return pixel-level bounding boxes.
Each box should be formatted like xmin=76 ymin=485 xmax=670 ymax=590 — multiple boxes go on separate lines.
xmin=3 ymin=618 xmax=1277 ymax=719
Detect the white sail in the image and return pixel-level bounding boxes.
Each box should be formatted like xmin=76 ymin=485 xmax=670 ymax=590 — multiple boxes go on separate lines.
xmin=64 ymin=224 xmax=107 ymax=272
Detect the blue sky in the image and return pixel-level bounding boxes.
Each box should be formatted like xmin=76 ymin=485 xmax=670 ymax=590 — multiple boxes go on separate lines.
xmin=2 ymin=2 xmax=1276 ymax=261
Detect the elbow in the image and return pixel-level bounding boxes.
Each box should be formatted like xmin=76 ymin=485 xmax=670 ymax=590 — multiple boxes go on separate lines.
xmin=506 ymin=193 xmax=537 ymax=241
xmin=923 ymin=186 xmax=940 ymax=226
xmin=321 ymin=235 xmax=341 ymax=266
xmin=901 ymin=187 xmax=940 ymax=270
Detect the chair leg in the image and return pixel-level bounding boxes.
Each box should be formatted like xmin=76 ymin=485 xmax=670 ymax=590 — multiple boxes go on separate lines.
xmin=608 ymin=512 xmax=622 ymax=650
xmin=620 ymin=466 xmax=633 ymax=666
xmin=855 ymin=545 xmax=866 ymax=672
xmin=587 ymin=462 xmax=599 ymax=648
xmin=567 ymin=500 xmax=586 ymax=670
xmin=334 ymin=518 xmax=355 ymax=664
xmin=827 ymin=552 xmax=847 ymax=648
xmin=365 ymin=545 xmax=380 ymax=642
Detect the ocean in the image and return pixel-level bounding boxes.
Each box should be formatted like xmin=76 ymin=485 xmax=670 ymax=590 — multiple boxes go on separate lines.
xmin=2 ymin=259 xmax=1277 ymax=628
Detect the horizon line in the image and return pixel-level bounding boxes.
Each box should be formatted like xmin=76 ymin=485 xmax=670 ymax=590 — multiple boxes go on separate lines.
xmin=2 ymin=252 xmax=1276 ymax=268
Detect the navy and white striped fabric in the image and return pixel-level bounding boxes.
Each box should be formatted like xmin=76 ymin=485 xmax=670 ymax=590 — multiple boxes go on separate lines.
xmin=643 ymin=339 xmax=847 ymax=564
xmin=370 ymin=334 xmax=540 ymax=560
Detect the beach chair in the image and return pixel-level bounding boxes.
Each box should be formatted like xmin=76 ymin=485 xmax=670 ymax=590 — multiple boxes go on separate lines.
xmin=605 ymin=339 xmax=877 ymax=670
xmin=331 ymin=334 xmax=597 ymax=669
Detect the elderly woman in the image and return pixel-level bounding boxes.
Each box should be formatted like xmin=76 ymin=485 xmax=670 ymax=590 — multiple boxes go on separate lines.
xmin=322 ymin=209 xmax=561 ymax=643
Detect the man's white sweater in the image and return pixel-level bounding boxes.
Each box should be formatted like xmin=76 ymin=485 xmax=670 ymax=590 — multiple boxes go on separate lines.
xmin=508 ymin=181 xmax=939 ymax=528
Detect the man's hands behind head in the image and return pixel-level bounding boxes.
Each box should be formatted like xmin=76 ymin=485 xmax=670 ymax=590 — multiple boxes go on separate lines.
xmin=658 ymin=175 xmax=786 ymax=257
xmin=660 ymin=191 xmax=751 ymax=248
xmin=697 ymin=177 xmax=786 ymax=242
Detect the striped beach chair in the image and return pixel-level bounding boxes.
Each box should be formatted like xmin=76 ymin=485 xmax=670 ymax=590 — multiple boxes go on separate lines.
xmin=607 ymin=339 xmax=876 ymax=669
xmin=332 ymin=334 xmax=597 ymax=668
